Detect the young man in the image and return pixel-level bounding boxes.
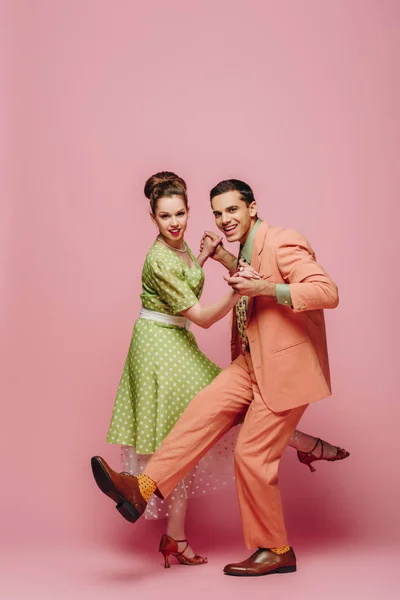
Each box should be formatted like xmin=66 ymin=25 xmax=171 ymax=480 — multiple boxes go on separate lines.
xmin=91 ymin=179 xmax=339 ymax=576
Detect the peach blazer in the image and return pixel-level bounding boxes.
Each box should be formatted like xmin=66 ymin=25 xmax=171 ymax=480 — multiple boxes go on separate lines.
xmin=231 ymin=221 xmax=339 ymax=411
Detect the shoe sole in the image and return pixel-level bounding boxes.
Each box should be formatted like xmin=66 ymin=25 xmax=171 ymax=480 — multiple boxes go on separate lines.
xmin=90 ymin=456 xmax=140 ymax=523
xmin=224 ymin=565 xmax=296 ymax=577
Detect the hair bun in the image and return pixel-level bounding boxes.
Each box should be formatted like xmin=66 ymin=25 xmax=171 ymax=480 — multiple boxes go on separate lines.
xmin=144 ymin=171 xmax=187 ymax=199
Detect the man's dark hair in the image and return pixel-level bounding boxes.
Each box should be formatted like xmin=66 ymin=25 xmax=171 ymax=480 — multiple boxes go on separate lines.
xmin=210 ymin=179 xmax=255 ymax=206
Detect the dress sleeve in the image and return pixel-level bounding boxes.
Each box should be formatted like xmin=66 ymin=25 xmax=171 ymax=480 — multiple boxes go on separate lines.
xmin=149 ymin=255 xmax=200 ymax=315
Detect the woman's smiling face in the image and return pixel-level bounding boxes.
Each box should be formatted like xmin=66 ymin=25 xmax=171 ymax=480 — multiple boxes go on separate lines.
xmin=152 ymin=195 xmax=189 ymax=247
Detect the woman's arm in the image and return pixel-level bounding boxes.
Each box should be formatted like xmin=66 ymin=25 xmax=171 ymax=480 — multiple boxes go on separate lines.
xmin=196 ymin=250 xmax=211 ymax=268
xmin=181 ymin=290 xmax=239 ymax=329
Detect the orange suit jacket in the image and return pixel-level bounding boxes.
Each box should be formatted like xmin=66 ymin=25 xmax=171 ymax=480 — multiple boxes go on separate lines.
xmin=231 ymin=221 xmax=339 ymax=412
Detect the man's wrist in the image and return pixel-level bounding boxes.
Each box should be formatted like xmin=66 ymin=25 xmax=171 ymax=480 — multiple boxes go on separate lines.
xmin=259 ymin=280 xmax=276 ymax=298
xmin=213 ymin=247 xmax=236 ymax=269
xmin=211 ymin=246 xmax=227 ymax=261
xmin=228 ymin=257 xmax=238 ymax=274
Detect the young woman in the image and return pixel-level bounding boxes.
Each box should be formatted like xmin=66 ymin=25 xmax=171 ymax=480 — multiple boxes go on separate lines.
xmin=105 ymin=171 xmax=349 ymax=566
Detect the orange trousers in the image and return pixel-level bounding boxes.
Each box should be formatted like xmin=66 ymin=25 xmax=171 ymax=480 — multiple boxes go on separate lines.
xmin=145 ymin=352 xmax=307 ymax=549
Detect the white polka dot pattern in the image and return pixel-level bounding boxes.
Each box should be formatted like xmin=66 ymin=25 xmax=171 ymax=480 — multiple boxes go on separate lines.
xmin=121 ymin=427 xmax=238 ymax=520
xmin=106 ymin=241 xmax=237 ymax=519
xmin=140 ymin=242 xmax=203 ymax=315
xmin=107 ymin=317 xmax=223 ymax=451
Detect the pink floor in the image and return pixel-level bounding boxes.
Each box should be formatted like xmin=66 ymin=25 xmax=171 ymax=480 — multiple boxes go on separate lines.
xmin=2 ymin=541 xmax=399 ymax=600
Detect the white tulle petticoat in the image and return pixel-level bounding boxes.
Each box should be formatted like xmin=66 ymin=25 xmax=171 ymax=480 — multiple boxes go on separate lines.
xmin=121 ymin=426 xmax=240 ymax=519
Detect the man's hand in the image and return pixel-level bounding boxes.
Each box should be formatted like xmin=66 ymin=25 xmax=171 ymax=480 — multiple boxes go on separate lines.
xmin=199 ymin=230 xmax=237 ymax=271
xmin=200 ymin=232 xmax=223 ymax=259
xmin=224 ymin=272 xmax=276 ymax=298
xmin=200 ymin=231 xmax=226 ymax=261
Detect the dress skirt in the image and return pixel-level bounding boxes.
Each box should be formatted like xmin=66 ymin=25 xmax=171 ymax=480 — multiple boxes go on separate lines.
xmin=107 ymin=317 xmax=238 ymax=519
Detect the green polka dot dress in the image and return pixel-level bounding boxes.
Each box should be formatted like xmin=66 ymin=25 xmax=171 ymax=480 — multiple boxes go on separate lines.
xmin=107 ymin=241 xmax=237 ymax=518
xmin=107 ymin=241 xmax=223 ymax=451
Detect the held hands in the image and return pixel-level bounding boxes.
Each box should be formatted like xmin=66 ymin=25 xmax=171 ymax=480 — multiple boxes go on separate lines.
xmin=224 ymin=259 xmax=275 ymax=297
xmin=224 ymin=275 xmax=262 ymax=297
xmin=236 ymin=259 xmax=261 ymax=279
xmin=199 ymin=231 xmax=224 ymax=260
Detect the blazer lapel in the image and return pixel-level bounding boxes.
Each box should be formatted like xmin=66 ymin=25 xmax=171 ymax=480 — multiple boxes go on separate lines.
xmin=247 ymin=221 xmax=270 ymax=323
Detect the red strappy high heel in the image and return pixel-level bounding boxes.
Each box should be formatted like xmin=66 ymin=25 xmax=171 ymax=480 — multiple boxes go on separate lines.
xmin=159 ymin=534 xmax=208 ymax=568
xmin=297 ymin=438 xmax=350 ymax=473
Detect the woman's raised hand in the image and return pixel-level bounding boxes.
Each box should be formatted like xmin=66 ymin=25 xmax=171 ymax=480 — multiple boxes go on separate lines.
xmin=199 ymin=231 xmax=223 ymax=257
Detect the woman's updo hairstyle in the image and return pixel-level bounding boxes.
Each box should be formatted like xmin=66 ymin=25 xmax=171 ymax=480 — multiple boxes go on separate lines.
xmin=144 ymin=171 xmax=188 ymax=214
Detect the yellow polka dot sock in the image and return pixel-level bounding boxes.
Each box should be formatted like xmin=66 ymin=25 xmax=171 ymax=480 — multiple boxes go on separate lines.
xmin=270 ymin=546 xmax=291 ymax=555
xmin=137 ymin=474 xmax=157 ymax=502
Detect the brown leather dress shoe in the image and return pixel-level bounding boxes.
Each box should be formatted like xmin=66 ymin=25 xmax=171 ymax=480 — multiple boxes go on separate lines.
xmin=90 ymin=456 xmax=147 ymax=523
xmin=223 ymin=548 xmax=296 ymax=577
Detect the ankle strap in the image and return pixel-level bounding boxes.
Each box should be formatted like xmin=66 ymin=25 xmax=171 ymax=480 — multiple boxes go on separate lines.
xmin=175 ymin=540 xmax=189 ymax=557
xmin=307 ymin=438 xmax=322 ymax=456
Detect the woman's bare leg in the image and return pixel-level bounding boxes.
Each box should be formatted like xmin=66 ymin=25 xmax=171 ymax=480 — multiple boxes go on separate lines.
xmin=166 ymin=494 xmax=198 ymax=558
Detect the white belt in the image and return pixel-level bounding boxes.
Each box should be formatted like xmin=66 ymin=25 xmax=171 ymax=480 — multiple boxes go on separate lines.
xmin=139 ymin=307 xmax=191 ymax=330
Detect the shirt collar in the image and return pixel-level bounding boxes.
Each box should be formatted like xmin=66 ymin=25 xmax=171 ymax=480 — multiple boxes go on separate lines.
xmin=240 ymin=218 xmax=262 ymax=263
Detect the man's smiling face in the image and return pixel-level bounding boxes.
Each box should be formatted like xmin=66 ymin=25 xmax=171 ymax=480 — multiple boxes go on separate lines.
xmin=211 ymin=190 xmax=258 ymax=245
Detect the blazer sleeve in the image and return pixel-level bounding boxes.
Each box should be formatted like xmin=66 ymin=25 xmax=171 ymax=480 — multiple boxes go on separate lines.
xmin=275 ymin=229 xmax=339 ymax=312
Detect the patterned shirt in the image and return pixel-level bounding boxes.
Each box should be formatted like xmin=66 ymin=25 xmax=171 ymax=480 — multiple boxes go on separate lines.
xmin=234 ymin=219 xmax=293 ymax=352
xmin=235 ymin=294 xmax=249 ymax=349
xmin=234 ymin=220 xmax=262 ymax=351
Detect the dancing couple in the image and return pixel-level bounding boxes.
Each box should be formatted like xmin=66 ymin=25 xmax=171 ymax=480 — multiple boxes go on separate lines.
xmin=91 ymin=173 xmax=349 ymax=576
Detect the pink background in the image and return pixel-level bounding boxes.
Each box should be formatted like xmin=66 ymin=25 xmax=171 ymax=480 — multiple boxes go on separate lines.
xmin=2 ymin=0 xmax=399 ymax=598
